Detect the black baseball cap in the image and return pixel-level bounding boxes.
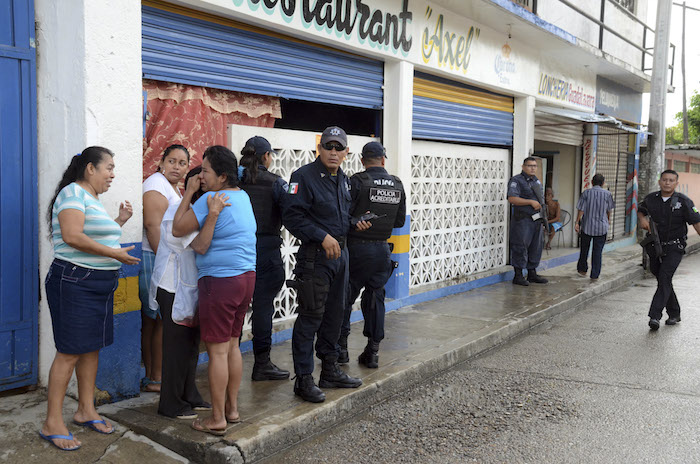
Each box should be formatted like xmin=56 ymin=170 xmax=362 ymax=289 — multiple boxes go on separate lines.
xmin=320 ymin=126 xmax=348 ymax=147
xmin=244 ymin=136 xmax=277 ymax=157
xmin=361 ymin=141 xmax=386 ymax=158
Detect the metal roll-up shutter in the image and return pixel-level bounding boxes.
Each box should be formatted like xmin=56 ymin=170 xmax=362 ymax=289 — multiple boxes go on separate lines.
xmin=412 ymin=74 xmax=513 ymax=146
xmin=142 ymin=5 xmax=383 ymax=109
xmin=596 ymin=124 xmax=628 ymax=241
xmin=534 ymin=113 xmax=583 ymax=146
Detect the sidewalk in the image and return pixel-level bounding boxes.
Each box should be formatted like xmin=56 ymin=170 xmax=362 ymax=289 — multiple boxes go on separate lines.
xmin=4 ymin=238 xmax=697 ymax=464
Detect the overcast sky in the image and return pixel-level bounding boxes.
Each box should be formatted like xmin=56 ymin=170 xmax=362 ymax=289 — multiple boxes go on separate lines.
xmin=641 ymin=0 xmax=700 ymax=127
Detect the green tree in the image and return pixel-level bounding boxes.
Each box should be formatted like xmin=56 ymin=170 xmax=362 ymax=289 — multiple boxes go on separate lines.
xmin=666 ymin=91 xmax=700 ymax=144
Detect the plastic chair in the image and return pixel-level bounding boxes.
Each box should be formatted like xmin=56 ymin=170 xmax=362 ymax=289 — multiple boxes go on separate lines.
xmin=555 ymin=210 xmax=571 ymax=248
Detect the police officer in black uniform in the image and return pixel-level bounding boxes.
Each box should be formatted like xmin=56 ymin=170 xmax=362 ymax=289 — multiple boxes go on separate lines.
xmin=283 ymin=126 xmax=371 ymax=403
xmin=638 ymin=169 xmax=700 ymax=330
xmin=507 ymin=157 xmax=549 ymax=286
xmin=338 ymin=142 xmax=405 ymax=369
xmin=238 ymin=136 xmax=291 ymax=381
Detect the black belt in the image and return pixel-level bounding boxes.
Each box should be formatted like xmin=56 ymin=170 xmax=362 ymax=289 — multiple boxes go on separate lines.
xmin=347 ymin=238 xmax=386 ymax=244
xmin=661 ymin=238 xmax=683 ymax=246
xmin=334 ymin=236 xmax=346 ymax=248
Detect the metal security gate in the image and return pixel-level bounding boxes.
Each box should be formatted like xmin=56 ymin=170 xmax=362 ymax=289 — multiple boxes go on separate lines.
xmin=142 ymin=2 xmax=384 ymax=109
xmin=596 ymin=125 xmax=629 ymax=241
xmin=0 ymin=0 xmax=38 ymax=391
xmin=534 ymin=113 xmax=584 ymax=146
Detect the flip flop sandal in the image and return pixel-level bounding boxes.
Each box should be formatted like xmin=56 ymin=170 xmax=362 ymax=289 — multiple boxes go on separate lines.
xmin=191 ymin=418 xmax=228 ymax=436
xmin=38 ymin=431 xmax=81 ymax=451
xmin=73 ymin=419 xmax=114 ymax=435
xmin=227 ymin=416 xmax=241 ymax=424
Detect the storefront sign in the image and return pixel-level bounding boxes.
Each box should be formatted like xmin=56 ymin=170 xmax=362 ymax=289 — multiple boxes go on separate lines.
xmin=421 ymin=6 xmax=479 ymax=73
xmin=538 ymin=73 xmax=595 ymax=110
xmin=494 ymin=44 xmax=516 ymax=85
xmin=595 ymin=76 xmax=642 ymax=124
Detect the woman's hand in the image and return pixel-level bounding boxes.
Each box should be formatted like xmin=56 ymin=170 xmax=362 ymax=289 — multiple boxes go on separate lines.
xmin=186 ymin=175 xmax=201 ymax=196
xmin=116 ymin=201 xmax=133 ymax=226
xmin=207 ymin=192 xmax=231 ymax=216
xmin=112 ymin=245 xmax=141 ymax=265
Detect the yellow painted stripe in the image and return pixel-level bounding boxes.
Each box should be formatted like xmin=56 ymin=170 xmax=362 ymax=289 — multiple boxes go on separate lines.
xmin=113 ymin=276 xmax=140 ymax=315
xmin=143 ymin=0 xmax=351 ymax=56
xmin=413 ymin=78 xmax=514 ymax=113
xmin=388 ymin=234 xmax=410 ymax=254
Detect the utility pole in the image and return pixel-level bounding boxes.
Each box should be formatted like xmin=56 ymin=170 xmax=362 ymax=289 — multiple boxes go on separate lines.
xmin=682 ymin=1 xmax=688 ymax=144
xmin=640 ymin=0 xmax=673 ymax=218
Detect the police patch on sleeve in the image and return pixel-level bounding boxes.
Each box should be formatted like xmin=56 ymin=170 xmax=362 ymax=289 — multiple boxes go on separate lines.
xmin=510 ymin=182 xmax=517 ymax=188
xmin=288 ymin=183 xmax=299 ymax=194
xmin=693 ymin=206 xmax=699 ymax=214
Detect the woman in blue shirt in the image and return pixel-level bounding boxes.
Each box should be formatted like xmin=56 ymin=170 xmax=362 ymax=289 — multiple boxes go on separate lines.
xmin=172 ymin=145 xmax=257 ymax=435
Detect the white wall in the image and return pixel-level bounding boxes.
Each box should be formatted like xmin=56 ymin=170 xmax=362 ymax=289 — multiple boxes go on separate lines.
xmin=35 ymin=0 xmax=142 ymax=387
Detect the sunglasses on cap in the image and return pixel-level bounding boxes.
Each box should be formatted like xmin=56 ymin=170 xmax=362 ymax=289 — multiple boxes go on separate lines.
xmin=322 ymin=142 xmax=346 ymax=151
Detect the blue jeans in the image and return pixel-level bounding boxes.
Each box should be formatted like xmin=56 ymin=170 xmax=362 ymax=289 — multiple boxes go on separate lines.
xmin=577 ymin=233 xmax=606 ymax=279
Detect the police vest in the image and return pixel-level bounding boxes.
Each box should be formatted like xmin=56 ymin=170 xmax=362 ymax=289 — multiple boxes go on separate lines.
xmin=240 ymin=169 xmax=282 ymax=236
xmin=348 ymin=172 xmax=403 ymax=241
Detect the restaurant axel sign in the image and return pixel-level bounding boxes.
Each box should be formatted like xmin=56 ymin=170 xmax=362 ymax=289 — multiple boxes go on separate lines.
xmin=421 ymin=5 xmax=480 ymax=73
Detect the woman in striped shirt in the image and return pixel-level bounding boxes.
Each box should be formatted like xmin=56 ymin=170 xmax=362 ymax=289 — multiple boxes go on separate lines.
xmin=40 ymin=147 xmax=139 ymax=452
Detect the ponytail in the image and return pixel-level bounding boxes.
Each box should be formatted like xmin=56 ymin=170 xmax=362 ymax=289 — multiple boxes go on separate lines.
xmin=239 ymin=144 xmax=259 ymax=184
xmin=47 ymin=146 xmax=114 ymax=233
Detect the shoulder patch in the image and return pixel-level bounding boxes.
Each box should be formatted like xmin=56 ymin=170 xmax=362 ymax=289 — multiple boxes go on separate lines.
xmin=510 ymin=182 xmax=517 ymax=188
xmin=693 ymin=206 xmax=699 ymax=214
xmin=288 ymin=183 xmax=299 ymax=194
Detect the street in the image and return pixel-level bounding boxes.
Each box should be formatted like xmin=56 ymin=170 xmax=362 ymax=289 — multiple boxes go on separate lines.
xmin=262 ymin=252 xmax=700 ymax=464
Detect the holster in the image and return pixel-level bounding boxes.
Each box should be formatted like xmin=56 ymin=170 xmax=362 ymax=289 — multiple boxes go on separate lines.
xmin=286 ymin=245 xmax=329 ymax=319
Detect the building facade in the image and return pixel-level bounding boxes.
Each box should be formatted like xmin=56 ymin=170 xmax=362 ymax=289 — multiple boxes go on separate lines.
xmin=0 ymin=0 xmax=662 ymax=397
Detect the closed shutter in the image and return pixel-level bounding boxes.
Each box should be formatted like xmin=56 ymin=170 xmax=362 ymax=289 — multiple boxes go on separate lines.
xmin=596 ymin=125 xmax=628 ymax=241
xmin=534 ymin=113 xmax=583 ymax=146
xmin=412 ymin=74 xmax=513 ymax=146
xmin=142 ymin=5 xmax=383 ymax=109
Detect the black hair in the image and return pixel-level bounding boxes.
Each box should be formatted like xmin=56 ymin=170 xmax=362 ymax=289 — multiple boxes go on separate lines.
xmin=202 ymin=145 xmax=238 ymax=188
xmin=47 ymin=146 xmax=114 ymax=233
xmin=185 ymin=166 xmax=203 ymax=204
xmin=162 ymin=144 xmax=191 ymax=163
xmin=523 ymin=156 xmax=537 ymax=164
xmin=660 ymin=169 xmax=679 ymax=180
xmin=592 ymin=173 xmax=605 ymax=186
xmin=239 ymin=144 xmax=261 ymax=184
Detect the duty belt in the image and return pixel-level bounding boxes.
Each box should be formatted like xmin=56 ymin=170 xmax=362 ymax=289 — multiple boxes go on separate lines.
xmin=660 ymin=238 xmax=683 ymax=246
xmin=347 ymin=238 xmax=386 ymax=244
xmin=334 ymin=236 xmax=347 ymax=248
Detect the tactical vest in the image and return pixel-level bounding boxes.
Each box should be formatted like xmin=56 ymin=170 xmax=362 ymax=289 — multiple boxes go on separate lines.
xmin=240 ymin=169 xmax=282 ymax=237
xmin=348 ymin=171 xmax=403 ymax=241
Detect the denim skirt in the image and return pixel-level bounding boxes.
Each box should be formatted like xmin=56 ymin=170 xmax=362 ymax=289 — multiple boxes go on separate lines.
xmin=45 ymin=259 xmax=119 ymax=354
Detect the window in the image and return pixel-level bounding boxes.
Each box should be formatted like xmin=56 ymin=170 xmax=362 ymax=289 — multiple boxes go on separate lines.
xmin=673 ymin=160 xmax=688 ymax=172
xmin=612 ymin=0 xmax=635 ymax=13
xmin=691 ymin=163 xmax=700 ymax=174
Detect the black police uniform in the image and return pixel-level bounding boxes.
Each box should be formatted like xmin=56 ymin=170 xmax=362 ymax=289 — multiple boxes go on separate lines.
xmin=507 ymin=172 xmax=545 ymax=272
xmin=283 ymin=157 xmax=361 ymax=394
xmin=339 ymin=166 xmax=406 ymax=365
xmin=239 ymin=165 xmax=290 ymax=380
xmin=639 ymin=191 xmax=700 ymax=323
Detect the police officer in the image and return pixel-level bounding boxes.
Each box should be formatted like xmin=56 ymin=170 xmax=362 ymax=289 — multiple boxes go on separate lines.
xmin=338 ymin=142 xmax=406 ymax=369
xmin=283 ymin=126 xmax=371 ymax=403
xmin=638 ymin=169 xmax=700 ymax=330
xmin=238 ymin=136 xmax=290 ymax=381
xmin=507 ymin=157 xmax=549 ymax=286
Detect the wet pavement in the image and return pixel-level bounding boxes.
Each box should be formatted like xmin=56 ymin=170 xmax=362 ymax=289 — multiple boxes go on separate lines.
xmin=3 ymin=237 xmax=697 ymax=463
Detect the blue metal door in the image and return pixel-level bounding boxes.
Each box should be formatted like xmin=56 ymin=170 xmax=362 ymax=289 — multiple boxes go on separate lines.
xmin=0 ymin=0 xmax=38 ymax=391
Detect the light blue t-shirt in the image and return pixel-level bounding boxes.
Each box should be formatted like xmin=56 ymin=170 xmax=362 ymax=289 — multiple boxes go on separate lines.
xmin=52 ymin=183 xmax=122 ymax=270
xmin=191 ymin=189 xmax=257 ymax=278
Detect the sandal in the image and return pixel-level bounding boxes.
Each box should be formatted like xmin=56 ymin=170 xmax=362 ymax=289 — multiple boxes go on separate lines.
xmin=191 ymin=418 xmax=227 ymax=436
xmin=141 ymin=377 xmax=161 ymax=392
xmin=39 ymin=431 xmax=81 ymax=451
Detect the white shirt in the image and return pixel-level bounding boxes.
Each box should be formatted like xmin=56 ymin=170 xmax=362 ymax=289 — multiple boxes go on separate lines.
xmin=149 ymin=203 xmax=199 ymax=326
xmin=142 ymin=172 xmax=182 ymax=253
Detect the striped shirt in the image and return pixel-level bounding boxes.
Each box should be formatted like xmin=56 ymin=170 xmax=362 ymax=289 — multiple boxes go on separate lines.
xmin=576 ymin=185 xmax=615 ymax=236
xmin=52 ymin=183 xmax=122 ymax=270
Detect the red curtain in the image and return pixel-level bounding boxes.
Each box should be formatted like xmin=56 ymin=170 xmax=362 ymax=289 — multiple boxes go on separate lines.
xmin=142 ymin=80 xmax=282 ymax=180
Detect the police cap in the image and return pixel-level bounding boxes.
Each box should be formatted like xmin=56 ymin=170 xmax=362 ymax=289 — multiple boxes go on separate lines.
xmin=361 ymin=141 xmax=386 ymax=158
xmin=244 ymin=136 xmax=277 ymax=157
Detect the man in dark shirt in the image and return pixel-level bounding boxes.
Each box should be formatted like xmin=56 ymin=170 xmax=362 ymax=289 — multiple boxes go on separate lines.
xmin=507 ymin=157 xmax=548 ymax=286
xmin=283 ymin=126 xmax=370 ymax=403
xmin=638 ymin=169 xmax=700 ymax=330
xmin=338 ymin=142 xmax=406 ymax=369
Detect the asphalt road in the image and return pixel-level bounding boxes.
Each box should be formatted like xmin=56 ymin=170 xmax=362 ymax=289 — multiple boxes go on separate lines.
xmin=261 ymin=252 xmax=700 ymax=464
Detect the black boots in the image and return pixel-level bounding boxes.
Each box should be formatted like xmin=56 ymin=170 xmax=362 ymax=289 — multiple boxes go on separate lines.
xmin=338 ymin=335 xmax=349 ymax=364
xmin=319 ymin=359 xmax=362 ymax=388
xmin=527 ymin=269 xmax=549 ymax=284
xmin=358 ymin=340 xmax=379 ymax=368
xmin=252 ymin=351 xmax=290 ymax=381
xmin=513 ymin=268 xmax=529 ymax=286
xmin=294 ymin=374 xmax=325 ymax=403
